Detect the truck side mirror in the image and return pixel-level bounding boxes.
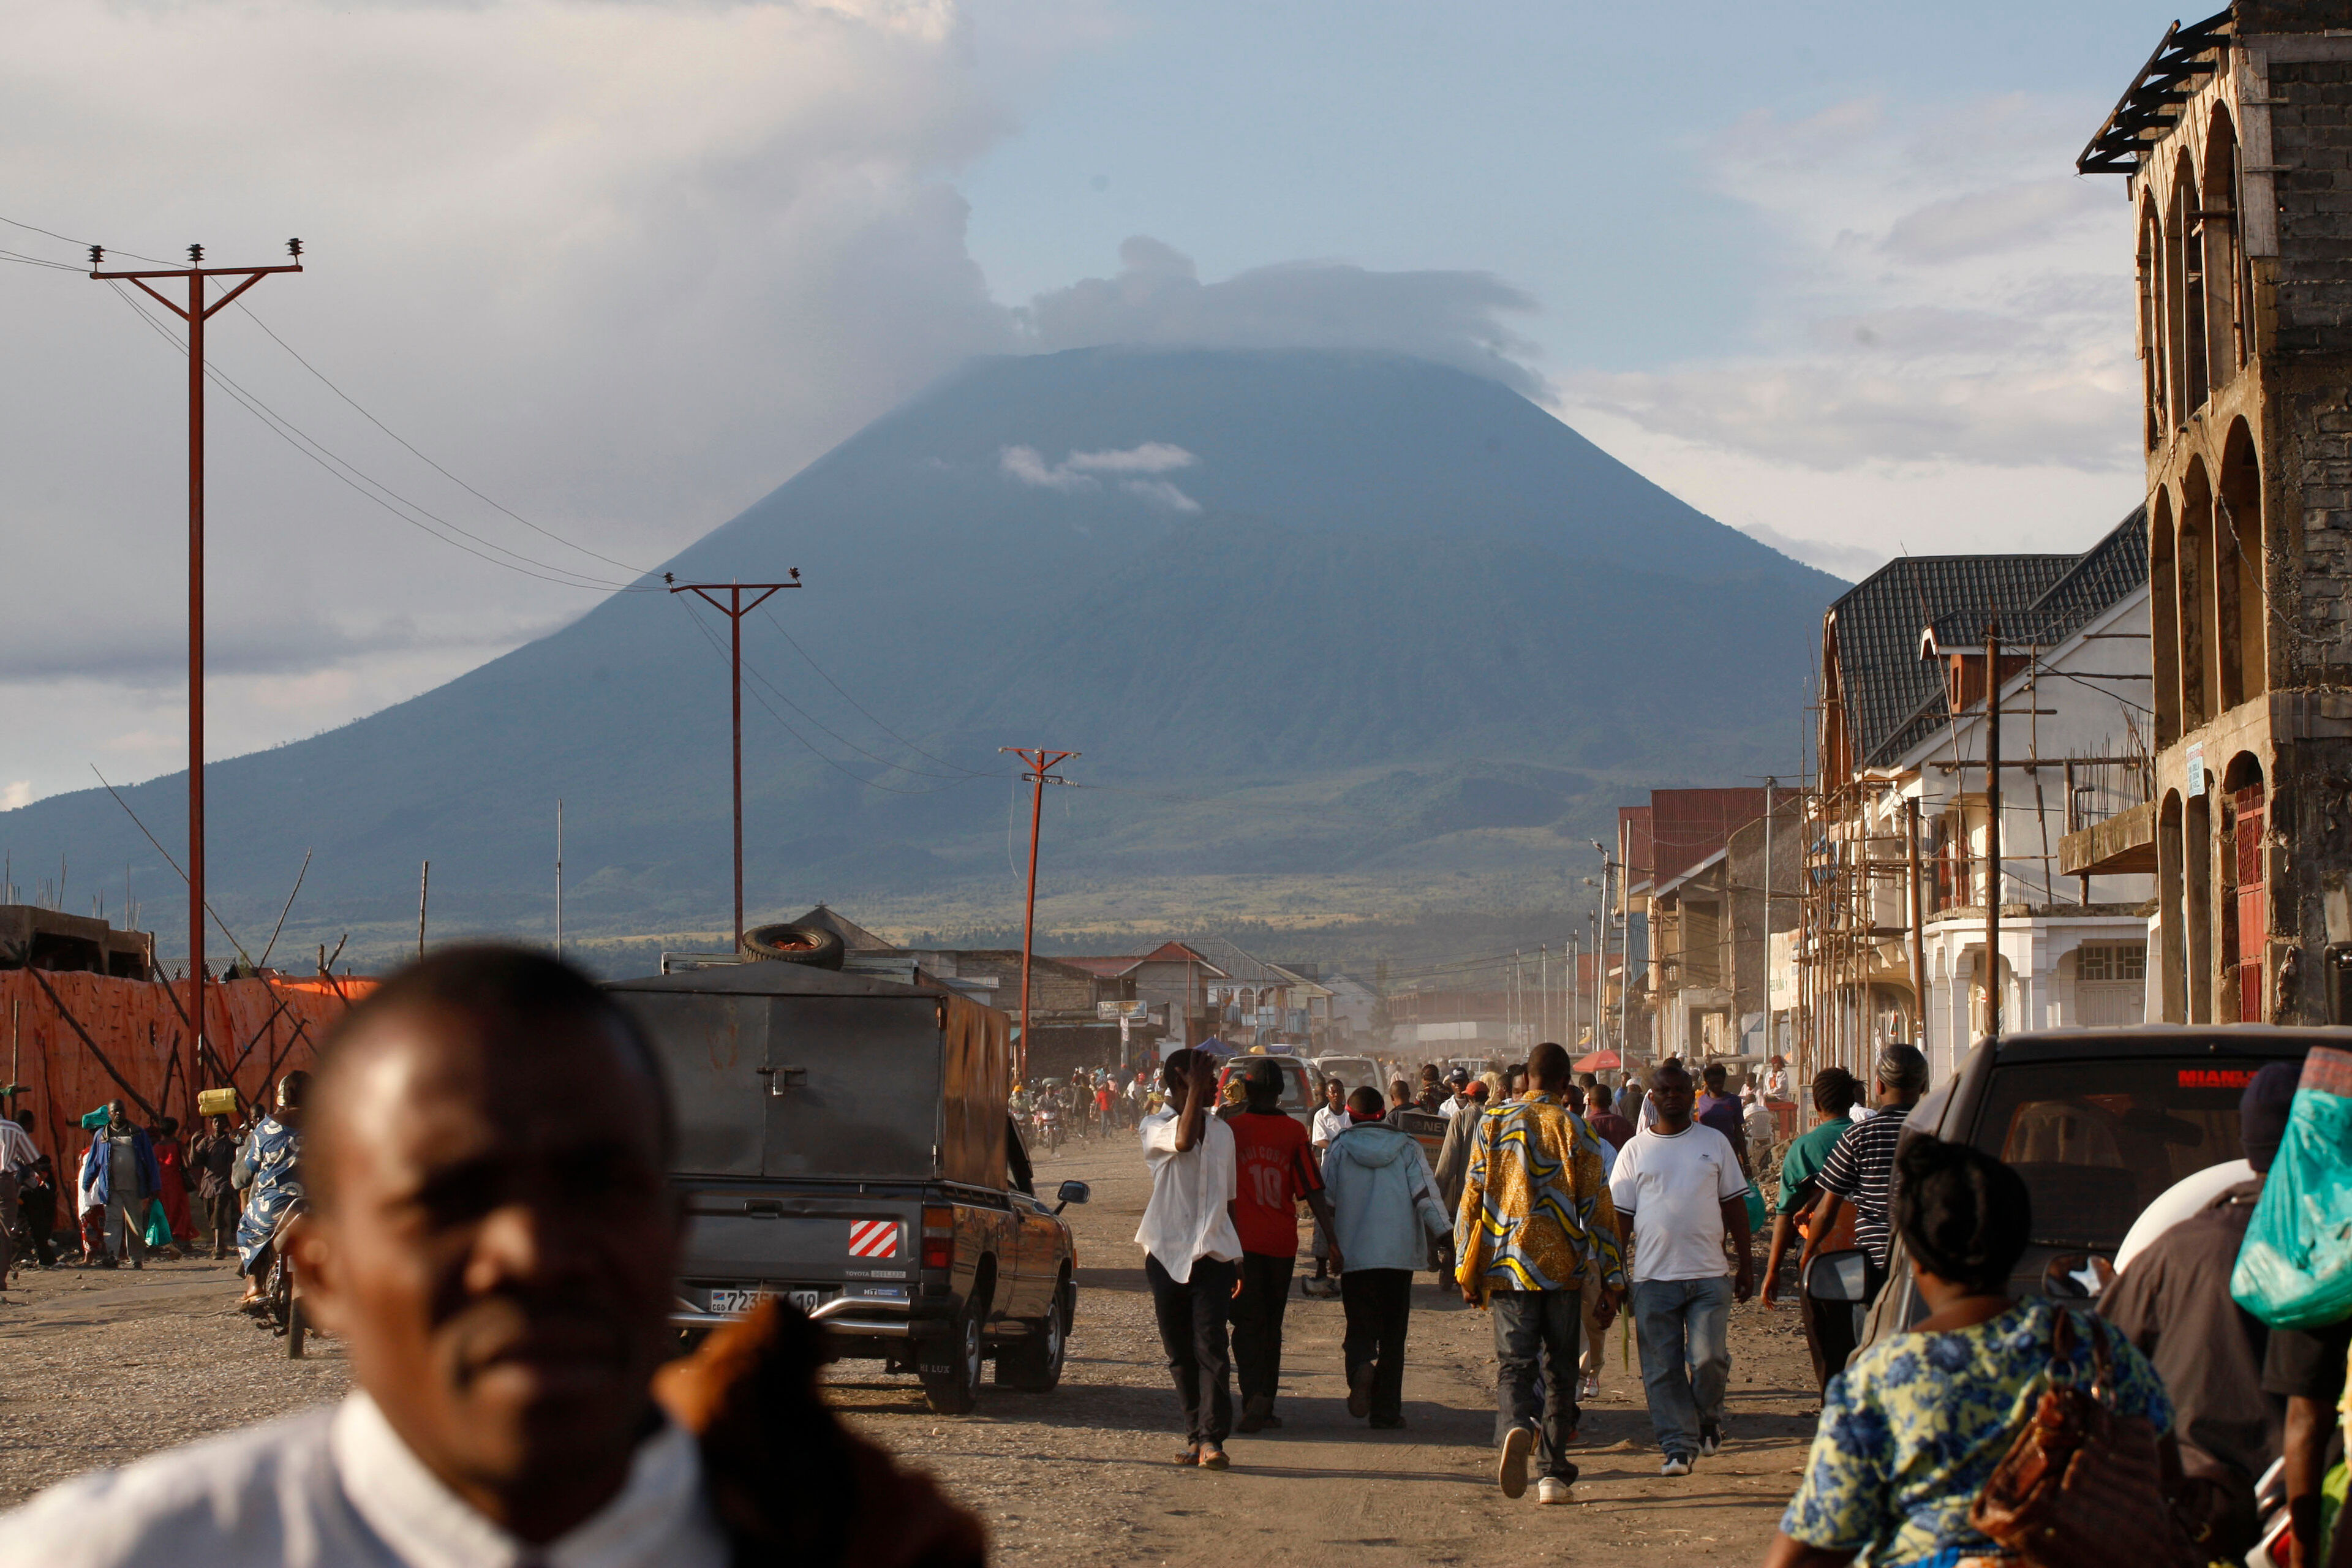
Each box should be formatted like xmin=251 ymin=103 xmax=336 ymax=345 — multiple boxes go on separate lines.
xmin=1054 ymin=1180 xmax=1091 ymax=1213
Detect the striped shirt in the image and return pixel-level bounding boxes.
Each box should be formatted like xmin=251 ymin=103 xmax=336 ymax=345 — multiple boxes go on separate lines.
xmin=1816 ymin=1112 xmax=1909 ymax=1268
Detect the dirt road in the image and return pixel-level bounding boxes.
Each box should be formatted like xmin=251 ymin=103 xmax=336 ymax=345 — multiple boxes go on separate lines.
xmin=0 ymin=1133 xmax=1819 ymax=1565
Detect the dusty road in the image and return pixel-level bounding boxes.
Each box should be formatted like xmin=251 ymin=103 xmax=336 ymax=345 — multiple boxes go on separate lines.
xmin=0 ymin=1131 xmax=1820 ymax=1565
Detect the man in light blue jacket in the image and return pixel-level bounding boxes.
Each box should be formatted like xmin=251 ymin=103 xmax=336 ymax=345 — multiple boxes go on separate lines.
xmin=1322 ymin=1088 xmax=1452 ymax=1428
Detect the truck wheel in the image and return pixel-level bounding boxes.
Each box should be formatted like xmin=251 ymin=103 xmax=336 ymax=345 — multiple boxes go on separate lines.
xmin=996 ymin=1281 xmax=1069 ymax=1392
xmin=921 ymin=1303 xmax=984 ymax=1415
xmin=741 ymin=923 xmax=846 ymax=970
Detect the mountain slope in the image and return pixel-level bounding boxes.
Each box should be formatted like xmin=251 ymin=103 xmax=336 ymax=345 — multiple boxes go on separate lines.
xmin=1 ymin=347 xmax=1839 ymax=954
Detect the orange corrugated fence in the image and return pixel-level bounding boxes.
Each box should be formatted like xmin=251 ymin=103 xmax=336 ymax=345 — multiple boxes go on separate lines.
xmin=0 ymin=970 xmax=374 ymax=1171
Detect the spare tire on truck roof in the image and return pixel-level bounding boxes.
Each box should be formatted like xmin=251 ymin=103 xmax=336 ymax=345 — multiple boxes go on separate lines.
xmin=740 ymin=922 xmax=846 ymax=969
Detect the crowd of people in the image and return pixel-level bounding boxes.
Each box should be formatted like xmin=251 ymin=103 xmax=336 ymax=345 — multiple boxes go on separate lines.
xmin=1129 ymin=1037 xmax=2352 ymax=1568
xmin=0 ymin=1081 xmax=311 ymax=1305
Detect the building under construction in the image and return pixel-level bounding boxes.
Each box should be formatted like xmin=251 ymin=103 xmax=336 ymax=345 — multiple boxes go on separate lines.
xmin=1795 ymin=516 xmax=2157 ymax=1086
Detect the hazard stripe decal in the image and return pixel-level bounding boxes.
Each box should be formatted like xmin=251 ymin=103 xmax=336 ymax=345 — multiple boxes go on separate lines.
xmin=848 ymin=1219 xmax=901 ymax=1258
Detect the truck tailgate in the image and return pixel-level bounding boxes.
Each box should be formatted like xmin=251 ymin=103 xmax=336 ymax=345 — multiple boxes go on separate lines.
xmin=679 ymin=1190 xmax=923 ymax=1292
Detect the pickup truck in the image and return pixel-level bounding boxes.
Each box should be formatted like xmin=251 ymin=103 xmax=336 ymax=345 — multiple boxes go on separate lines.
xmin=609 ymin=962 xmax=1088 ymax=1415
xmin=1846 ymin=1023 xmax=2328 ymax=1354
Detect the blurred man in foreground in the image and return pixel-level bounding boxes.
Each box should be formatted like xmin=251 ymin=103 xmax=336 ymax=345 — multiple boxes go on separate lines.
xmin=0 ymin=944 xmax=979 ymax=1568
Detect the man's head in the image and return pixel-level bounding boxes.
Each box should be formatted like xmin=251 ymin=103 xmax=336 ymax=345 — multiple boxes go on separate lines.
xmin=1811 ymin=1067 xmax=1858 ymax=1119
xmin=1162 ymin=1047 xmax=1204 ymax=1095
xmin=1649 ymin=1061 xmax=1695 ymax=1130
xmin=107 ymin=1098 xmax=127 ymax=1128
xmin=207 ymin=1113 xmax=228 ymax=1136
xmin=1324 ymin=1077 xmax=1344 ymax=1109
xmin=1562 ymin=1083 xmax=1586 ymax=1115
xmin=1389 ymin=1077 xmax=1411 ymax=1107
xmin=289 ymin=945 xmax=677 ymax=1542
xmin=1419 ymin=1064 xmax=1441 ymax=1087
xmin=158 ymin=1115 xmax=179 ymax=1138
xmin=17 ymin=1108 xmax=36 ymax=1132
xmin=1446 ymin=1068 xmax=1471 ymax=1096
xmin=1242 ymin=1057 xmax=1282 ymax=1112
xmin=1503 ymin=1066 xmax=1528 ymax=1101
xmin=1873 ymin=1044 xmax=1930 ymax=1106
xmin=1701 ymin=1063 xmax=1727 ymax=1094
xmin=1590 ymin=1084 xmax=1613 ymax=1113
xmin=1526 ymin=1041 xmax=1570 ymax=1094
xmin=2240 ymin=1061 xmax=2301 ymax=1174
xmin=1346 ymin=1087 xmax=1385 ymax=1120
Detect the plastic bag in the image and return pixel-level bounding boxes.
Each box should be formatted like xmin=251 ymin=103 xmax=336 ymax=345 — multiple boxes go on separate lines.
xmin=2232 ymin=1047 xmax=2352 ymax=1330
xmin=1744 ymin=1186 xmax=1768 ymax=1238
xmin=143 ymin=1199 xmax=173 ymax=1250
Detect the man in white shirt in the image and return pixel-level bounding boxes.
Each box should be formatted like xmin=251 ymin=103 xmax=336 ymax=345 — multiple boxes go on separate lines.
xmin=1437 ymin=1068 xmax=1473 ymax=1118
xmin=1607 ymin=1060 xmax=1753 ymax=1479
xmin=1136 ymin=1047 xmax=1243 ymax=1469
xmin=0 ymin=944 xmax=977 ymax=1568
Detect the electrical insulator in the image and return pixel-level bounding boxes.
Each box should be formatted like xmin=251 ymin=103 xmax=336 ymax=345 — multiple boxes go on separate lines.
xmin=287 ymin=238 xmax=302 ymax=260
xmin=187 ymin=243 xmax=203 ymax=265
xmin=88 ymin=246 xmax=102 ymax=266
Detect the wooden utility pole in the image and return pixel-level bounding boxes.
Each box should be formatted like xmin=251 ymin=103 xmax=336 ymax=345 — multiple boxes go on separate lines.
xmin=418 ymin=861 xmax=430 ymax=960
xmin=1000 ymin=747 xmax=1077 ymax=1083
xmin=89 ymin=240 xmax=302 ymax=1079
xmin=1906 ymin=796 xmax=1926 ymax=1041
xmin=1985 ymin=617 xmax=2003 ymax=1041
xmin=669 ymin=576 xmax=801 ymax=951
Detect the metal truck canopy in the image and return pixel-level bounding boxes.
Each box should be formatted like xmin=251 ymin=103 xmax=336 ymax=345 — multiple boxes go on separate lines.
xmin=607 ymin=962 xmax=1010 ymax=1187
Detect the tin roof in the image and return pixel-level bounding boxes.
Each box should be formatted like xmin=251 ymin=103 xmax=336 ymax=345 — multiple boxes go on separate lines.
xmin=1826 ymin=509 xmax=2148 ymax=771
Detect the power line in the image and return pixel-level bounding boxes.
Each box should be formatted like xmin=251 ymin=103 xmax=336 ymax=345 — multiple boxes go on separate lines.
xmin=103 ymin=281 xmax=658 ymax=594
xmin=758 ymin=606 xmax=983 ymax=778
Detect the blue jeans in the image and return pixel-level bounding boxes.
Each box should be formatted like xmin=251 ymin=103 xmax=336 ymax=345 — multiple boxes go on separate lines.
xmin=1490 ymin=1288 xmax=1580 ymax=1480
xmin=1630 ymin=1275 xmax=1732 ymax=1458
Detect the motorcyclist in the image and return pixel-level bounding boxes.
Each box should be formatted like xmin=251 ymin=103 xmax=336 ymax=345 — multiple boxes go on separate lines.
xmin=233 ymin=1071 xmax=309 ymax=1306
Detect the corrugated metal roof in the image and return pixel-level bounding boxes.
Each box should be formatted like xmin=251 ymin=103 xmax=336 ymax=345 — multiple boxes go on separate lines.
xmin=1830 ymin=508 xmax=2148 ymax=771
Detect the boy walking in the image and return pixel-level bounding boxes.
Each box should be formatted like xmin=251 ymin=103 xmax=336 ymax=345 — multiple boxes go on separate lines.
xmin=1137 ymin=1049 xmax=1244 ymax=1469
xmin=1608 ymin=1059 xmax=1753 ymax=1476
xmin=1223 ymin=1058 xmax=1341 ymax=1432
xmin=1321 ymin=1088 xmax=1449 ymax=1430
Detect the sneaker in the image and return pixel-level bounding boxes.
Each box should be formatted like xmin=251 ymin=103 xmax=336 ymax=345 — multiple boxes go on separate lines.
xmin=1660 ymin=1453 xmax=1693 ymax=1477
xmin=1578 ymin=1372 xmax=1600 ymax=1401
xmin=1197 ymin=1445 xmax=1230 ymax=1471
xmin=1536 ymin=1476 xmax=1572 ymax=1505
xmin=1698 ymin=1420 xmax=1722 ymax=1457
xmin=1497 ymin=1423 xmax=1532 ymax=1498
xmin=1346 ymin=1362 xmax=1374 ymax=1420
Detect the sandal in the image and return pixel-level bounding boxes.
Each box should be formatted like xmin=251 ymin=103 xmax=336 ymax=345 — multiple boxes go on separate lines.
xmin=1175 ymin=1445 xmax=1200 ymax=1466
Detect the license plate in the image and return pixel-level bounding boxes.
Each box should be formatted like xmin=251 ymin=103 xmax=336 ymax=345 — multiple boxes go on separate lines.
xmin=707 ymin=1287 xmax=825 ymax=1315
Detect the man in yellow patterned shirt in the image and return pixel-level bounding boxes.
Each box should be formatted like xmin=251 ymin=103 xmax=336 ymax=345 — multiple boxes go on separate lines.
xmin=1454 ymin=1041 xmax=1625 ymax=1506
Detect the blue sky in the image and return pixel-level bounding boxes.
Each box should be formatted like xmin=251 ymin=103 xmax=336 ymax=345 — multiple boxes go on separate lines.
xmin=0 ymin=0 xmax=2175 ymax=804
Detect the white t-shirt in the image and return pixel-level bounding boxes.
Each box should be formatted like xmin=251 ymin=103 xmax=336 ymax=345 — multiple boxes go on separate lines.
xmin=1311 ymin=1105 xmax=1349 ymax=1150
xmin=1608 ymin=1122 xmax=1751 ymax=1284
xmin=1136 ymin=1109 xmax=1242 ymax=1282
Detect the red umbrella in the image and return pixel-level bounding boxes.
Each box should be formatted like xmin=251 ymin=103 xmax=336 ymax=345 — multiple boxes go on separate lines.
xmin=1572 ymin=1049 xmax=1623 ymax=1074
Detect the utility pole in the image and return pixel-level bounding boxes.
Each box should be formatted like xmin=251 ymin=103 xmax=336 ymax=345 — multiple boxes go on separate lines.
xmin=89 ymin=239 xmax=302 ymax=1079
xmin=556 ymin=799 xmax=565 ymax=960
xmin=669 ymin=576 xmax=802 ymax=951
xmin=1985 ymin=616 xmax=2003 ymax=1041
xmin=1000 ymin=747 xmax=1078 ymax=1083
xmin=418 ymin=861 xmax=430 ymax=960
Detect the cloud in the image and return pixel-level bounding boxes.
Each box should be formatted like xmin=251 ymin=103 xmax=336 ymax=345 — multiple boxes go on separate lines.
xmin=1554 ymin=93 xmax=2138 ymax=476
xmin=0 ymin=782 xmax=31 ymax=812
xmin=1000 ymin=441 xmax=1202 ymax=510
xmin=1019 ymin=236 xmax=1545 ymax=396
xmin=1730 ymin=522 xmax=1885 ymax=583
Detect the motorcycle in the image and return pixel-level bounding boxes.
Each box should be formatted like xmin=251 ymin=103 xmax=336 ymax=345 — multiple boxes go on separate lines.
xmin=1039 ymin=1102 xmax=1065 ymax=1155
xmin=243 ymin=1199 xmax=314 ymax=1358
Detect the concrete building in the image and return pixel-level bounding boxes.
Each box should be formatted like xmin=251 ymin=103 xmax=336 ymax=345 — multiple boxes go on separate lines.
xmin=0 ymin=906 xmax=154 ymax=978
xmin=2064 ymin=5 xmax=2352 ymax=1025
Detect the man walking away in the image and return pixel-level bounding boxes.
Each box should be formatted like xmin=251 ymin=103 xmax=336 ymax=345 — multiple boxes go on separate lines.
xmin=1136 ymin=1048 xmax=1244 ymax=1470
xmin=1323 ymin=1088 xmax=1450 ymax=1431
xmin=1586 ymin=1085 xmax=1635 ymax=1152
xmin=1758 ymin=1068 xmax=1861 ymax=1388
xmin=1798 ymin=1044 xmax=1929 ymax=1314
xmin=2100 ymin=1062 xmax=2296 ymax=1558
xmin=1561 ymin=1082 xmax=1615 ymax=1403
xmin=1456 ymin=1041 xmax=1625 ymax=1506
xmin=1225 ymin=1059 xmax=1341 ymax=1433
xmin=1608 ymin=1059 xmax=1752 ymax=1476
xmin=190 ymin=1114 xmax=241 ymax=1260
xmin=80 ymin=1101 xmax=158 ymax=1270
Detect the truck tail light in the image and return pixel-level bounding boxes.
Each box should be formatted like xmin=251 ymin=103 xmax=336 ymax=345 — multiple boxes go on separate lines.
xmin=921 ymin=1205 xmax=955 ymax=1270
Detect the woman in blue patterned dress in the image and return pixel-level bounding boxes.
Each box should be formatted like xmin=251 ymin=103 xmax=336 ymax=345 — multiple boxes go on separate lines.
xmin=232 ymin=1070 xmax=309 ymax=1299
xmin=1763 ymin=1139 xmax=2178 ymax=1567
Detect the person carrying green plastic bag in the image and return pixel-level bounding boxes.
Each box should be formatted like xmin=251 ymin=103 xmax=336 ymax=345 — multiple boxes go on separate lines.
xmin=2233 ymin=1046 xmax=2352 ymax=1568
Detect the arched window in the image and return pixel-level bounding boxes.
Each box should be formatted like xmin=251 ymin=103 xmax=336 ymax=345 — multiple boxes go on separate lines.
xmin=2141 ymin=195 xmax=2168 ymax=443
xmin=2218 ymin=418 xmax=2264 ymax=704
xmin=2203 ymin=108 xmax=2247 ymax=382
xmin=2223 ymin=753 xmax=2266 ymax=1022
xmin=2151 ymin=490 xmax=2180 ymax=745
xmin=2185 ymin=783 xmax=2214 ymax=1024
xmin=2171 ymin=156 xmax=2209 ymax=418
xmin=2177 ymin=463 xmax=2211 ymax=730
